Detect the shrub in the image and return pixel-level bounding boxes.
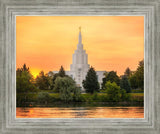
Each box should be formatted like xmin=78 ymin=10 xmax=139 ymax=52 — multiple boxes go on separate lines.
xmin=104 ymin=81 xmax=121 ymax=102
xmin=37 ymin=92 xmax=50 ymax=104
xmin=73 ymin=87 xmax=82 ymax=102
xmin=120 ymin=89 xmax=131 ymax=101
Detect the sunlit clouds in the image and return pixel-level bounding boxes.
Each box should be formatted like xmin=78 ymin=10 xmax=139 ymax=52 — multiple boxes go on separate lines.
xmin=16 ymin=16 xmax=144 ymax=77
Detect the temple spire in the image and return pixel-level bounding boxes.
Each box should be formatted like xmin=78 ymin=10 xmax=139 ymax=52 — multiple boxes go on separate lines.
xmin=78 ymin=26 xmax=82 ymax=44
xmin=79 ymin=26 xmax=81 ymax=32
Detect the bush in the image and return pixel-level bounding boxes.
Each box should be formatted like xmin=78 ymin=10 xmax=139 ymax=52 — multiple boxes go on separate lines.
xmin=73 ymin=87 xmax=82 ymax=102
xmin=129 ymin=93 xmax=144 ymax=102
xmin=120 ymin=89 xmax=131 ymax=101
xmin=98 ymin=94 xmax=109 ymax=102
xmin=37 ymin=92 xmax=50 ymax=104
xmin=81 ymin=93 xmax=109 ymax=102
xmin=92 ymin=92 xmax=98 ymax=101
xmin=49 ymin=93 xmax=61 ymax=102
xmin=16 ymin=93 xmax=37 ymax=106
xmin=81 ymin=94 xmax=93 ymax=102
xmin=104 ymin=81 xmax=121 ymax=102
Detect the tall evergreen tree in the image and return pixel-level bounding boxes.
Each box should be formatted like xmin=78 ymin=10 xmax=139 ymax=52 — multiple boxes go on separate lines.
xmin=58 ymin=66 xmax=66 ymax=77
xmin=129 ymin=60 xmax=144 ymax=90
xmin=120 ymin=75 xmax=131 ymax=93
xmin=82 ymin=67 xmax=100 ymax=94
xmin=21 ymin=63 xmax=29 ymax=72
xmin=135 ymin=60 xmax=144 ymax=90
xmin=124 ymin=67 xmax=131 ymax=77
xmin=129 ymin=74 xmax=138 ymax=89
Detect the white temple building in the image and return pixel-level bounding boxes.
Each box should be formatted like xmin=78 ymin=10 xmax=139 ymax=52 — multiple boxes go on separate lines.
xmin=53 ymin=27 xmax=105 ymax=89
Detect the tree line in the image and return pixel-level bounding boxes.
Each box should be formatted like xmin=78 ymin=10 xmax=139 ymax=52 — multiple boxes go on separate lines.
xmin=16 ymin=60 xmax=144 ymax=103
xmin=82 ymin=59 xmax=144 ymax=94
xmin=101 ymin=59 xmax=144 ymax=93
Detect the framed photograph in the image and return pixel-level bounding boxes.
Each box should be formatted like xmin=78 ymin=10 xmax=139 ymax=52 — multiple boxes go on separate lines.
xmin=16 ymin=15 xmax=144 ymax=119
xmin=0 ymin=0 xmax=160 ymax=134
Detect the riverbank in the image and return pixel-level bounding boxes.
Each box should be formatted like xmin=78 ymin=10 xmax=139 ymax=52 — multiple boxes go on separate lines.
xmin=18 ymin=102 xmax=144 ymax=108
xmin=17 ymin=92 xmax=144 ymax=107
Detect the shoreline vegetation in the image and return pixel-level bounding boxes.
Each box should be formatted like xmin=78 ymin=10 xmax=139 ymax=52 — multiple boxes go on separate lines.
xmin=16 ymin=60 xmax=144 ymax=107
xmin=17 ymin=93 xmax=144 ymax=107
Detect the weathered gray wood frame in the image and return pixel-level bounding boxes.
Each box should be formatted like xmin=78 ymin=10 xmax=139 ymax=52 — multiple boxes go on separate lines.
xmin=0 ymin=0 xmax=160 ymax=134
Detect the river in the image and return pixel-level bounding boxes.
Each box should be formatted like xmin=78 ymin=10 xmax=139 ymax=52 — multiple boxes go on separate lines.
xmin=16 ymin=106 xmax=144 ymax=118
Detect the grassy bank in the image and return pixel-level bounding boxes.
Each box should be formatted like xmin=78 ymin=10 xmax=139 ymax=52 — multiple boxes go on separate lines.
xmin=16 ymin=92 xmax=144 ymax=107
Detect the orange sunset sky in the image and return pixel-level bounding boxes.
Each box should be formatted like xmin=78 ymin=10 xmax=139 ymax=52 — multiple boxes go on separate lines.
xmin=16 ymin=16 xmax=144 ymax=77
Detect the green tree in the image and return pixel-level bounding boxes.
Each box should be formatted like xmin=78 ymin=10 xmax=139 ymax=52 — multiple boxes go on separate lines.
xmin=120 ymin=75 xmax=131 ymax=93
xmin=53 ymin=77 xmax=62 ymax=93
xmin=129 ymin=73 xmax=138 ymax=89
xmin=104 ymin=81 xmax=121 ymax=102
xmin=58 ymin=66 xmax=66 ymax=77
xmin=35 ymin=71 xmax=51 ymax=90
xmin=52 ymin=73 xmax=59 ymax=88
xmin=16 ymin=64 xmax=36 ymax=106
xmin=46 ymin=72 xmax=54 ymax=90
xmin=21 ymin=63 xmax=29 ymax=72
xmin=54 ymin=77 xmax=77 ymax=102
xmin=52 ymin=66 xmax=67 ymax=90
xmin=83 ymin=67 xmax=100 ymax=94
xmin=16 ymin=64 xmax=35 ymax=93
xmin=101 ymin=72 xmax=108 ymax=90
xmin=124 ymin=67 xmax=131 ymax=77
xmin=54 ymin=76 xmax=75 ymax=93
xmin=102 ymin=71 xmax=120 ymax=89
xmin=135 ymin=60 xmax=144 ymax=90
xmin=129 ymin=60 xmax=144 ymax=90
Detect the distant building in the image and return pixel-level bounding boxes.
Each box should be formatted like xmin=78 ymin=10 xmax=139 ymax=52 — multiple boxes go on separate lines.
xmin=53 ymin=27 xmax=105 ymax=90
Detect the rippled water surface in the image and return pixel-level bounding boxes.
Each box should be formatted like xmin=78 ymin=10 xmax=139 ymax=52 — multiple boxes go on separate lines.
xmin=16 ymin=107 xmax=144 ymax=118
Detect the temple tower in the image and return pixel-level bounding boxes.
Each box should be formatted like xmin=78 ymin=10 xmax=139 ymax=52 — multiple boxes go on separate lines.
xmin=70 ymin=27 xmax=90 ymax=88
